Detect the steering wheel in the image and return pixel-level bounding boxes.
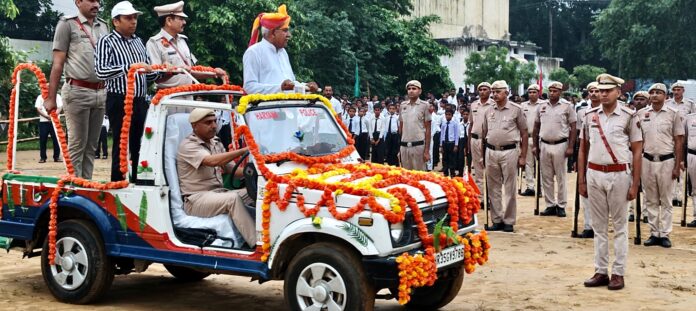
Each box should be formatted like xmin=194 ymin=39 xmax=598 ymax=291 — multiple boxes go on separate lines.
xmin=229 ymin=150 xmax=250 ymax=188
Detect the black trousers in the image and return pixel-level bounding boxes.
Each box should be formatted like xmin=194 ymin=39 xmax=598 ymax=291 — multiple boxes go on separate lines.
xmin=355 ymin=132 xmax=370 ymax=159
xmin=95 ymin=126 xmax=108 ymax=157
xmin=106 ymin=93 xmax=147 ymax=182
xmin=384 ymin=132 xmax=400 ymax=166
xmin=432 ymin=132 xmax=441 ymax=167
xmin=442 ymin=141 xmax=457 ymax=177
xmin=456 ymin=137 xmax=466 ymax=176
xmin=371 ymin=138 xmax=385 ymax=164
xmin=38 ymin=122 xmax=60 ymax=160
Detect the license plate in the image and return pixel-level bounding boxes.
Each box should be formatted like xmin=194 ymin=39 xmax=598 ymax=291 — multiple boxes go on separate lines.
xmin=435 ymin=244 xmax=464 ymax=269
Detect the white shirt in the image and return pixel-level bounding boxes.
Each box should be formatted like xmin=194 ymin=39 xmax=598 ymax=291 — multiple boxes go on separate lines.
xmin=329 ymin=97 xmax=343 ymax=115
xmin=370 ymin=114 xmax=385 ymax=139
xmin=242 ymin=39 xmax=295 ymax=94
xmin=381 ymin=113 xmax=400 ymax=139
xmin=431 ymin=112 xmax=442 ymax=134
xmin=101 ymin=115 xmax=110 ymax=131
xmin=35 ymin=94 xmax=63 ymax=122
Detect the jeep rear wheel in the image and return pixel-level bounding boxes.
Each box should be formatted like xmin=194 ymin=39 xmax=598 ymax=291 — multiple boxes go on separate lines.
xmin=164 ymin=264 xmax=210 ymax=282
xmin=405 ymin=265 xmax=464 ymax=310
xmin=40 ymin=219 xmax=114 ymax=304
xmin=284 ymin=242 xmax=375 ymax=311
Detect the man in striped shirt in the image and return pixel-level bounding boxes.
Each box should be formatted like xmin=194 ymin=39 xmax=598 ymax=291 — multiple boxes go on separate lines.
xmin=95 ymin=1 xmax=160 ymax=181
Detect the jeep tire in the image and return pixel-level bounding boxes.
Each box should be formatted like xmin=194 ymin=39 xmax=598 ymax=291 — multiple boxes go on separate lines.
xmin=40 ymin=219 xmax=114 ymax=304
xmin=405 ymin=265 xmax=464 ymax=310
xmin=284 ymin=242 xmax=375 ymax=311
xmin=164 ymin=264 xmax=210 ymax=282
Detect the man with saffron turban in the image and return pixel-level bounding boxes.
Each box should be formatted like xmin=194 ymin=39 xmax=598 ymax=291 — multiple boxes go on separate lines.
xmin=243 ymin=4 xmax=318 ymax=94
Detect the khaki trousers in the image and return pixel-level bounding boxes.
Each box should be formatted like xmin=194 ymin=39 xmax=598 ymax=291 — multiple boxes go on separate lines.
xmin=642 ymin=158 xmax=675 ymax=238
xmin=587 ymin=168 xmax=631 ymax=276
xmin=400 ymin=144 xmax=426 ymax=171
xmin=471 ymin=137 xmax=484 ymax=194
xmin=524 ymin=137 xmax=536 ymax=190
xmin=688 ymin=154 xmax=696 ymax=219
xmin=485 ymin=148 xmax=519 ymax=225
xmin=540 ymin=141 xmax=568 ymax=209
xmin=61 ymin=83 xmax=106 ymax=179
xmin=184 ymin=188 xmax=256 ymax=246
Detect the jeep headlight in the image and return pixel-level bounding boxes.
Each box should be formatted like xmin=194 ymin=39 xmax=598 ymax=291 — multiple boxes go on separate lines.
xmin=390 ymin=222 xmax=404 ymax=242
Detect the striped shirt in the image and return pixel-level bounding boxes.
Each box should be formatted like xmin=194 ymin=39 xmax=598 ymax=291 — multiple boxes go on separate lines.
xmin=95 ymin=30 xmax=158 ymax=97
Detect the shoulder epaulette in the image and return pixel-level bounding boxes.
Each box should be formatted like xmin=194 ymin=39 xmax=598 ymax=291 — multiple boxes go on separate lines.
xmin=637 ymin=107 xmax=649 ymax=114
xmin=619 ymin=105 xmax=635 ymax=114
xmin=96 ymin=17 xmax=107 ymax=23
xmin=179 ymin=34 xmax=189 ymax=40
xmin=509 ymin=102 xmax=522 ymax=109
xmin=665 ymin=106 xmax=679 ymax=113
xmin=587 ymin=106 xmax=601 ymax=113
xmin=60 ymin=15 xmax=77 ymax=21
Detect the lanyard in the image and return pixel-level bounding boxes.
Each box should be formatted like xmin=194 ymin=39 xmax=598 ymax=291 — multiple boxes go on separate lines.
xmin=74 ymin=19 xmax=96 ymax=49
xmin=163 ymin=37 xmax=190 ymax=66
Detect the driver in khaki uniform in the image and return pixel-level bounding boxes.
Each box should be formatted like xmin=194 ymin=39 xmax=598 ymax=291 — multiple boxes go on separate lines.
xmin=177 ymin=108 xmax=254 ymax=247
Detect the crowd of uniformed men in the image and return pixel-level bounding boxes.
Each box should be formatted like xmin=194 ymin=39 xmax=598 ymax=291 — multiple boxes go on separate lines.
xmin=40 ymin=0 xmax=695 ymax=292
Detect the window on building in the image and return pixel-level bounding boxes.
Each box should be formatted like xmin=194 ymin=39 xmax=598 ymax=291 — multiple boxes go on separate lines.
xmin=524 ymin=54 xmax=536 ymax=61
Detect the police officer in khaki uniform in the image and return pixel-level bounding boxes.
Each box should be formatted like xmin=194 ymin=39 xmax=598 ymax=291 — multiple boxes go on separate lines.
xmin=481 ymin=80 xmax=528 ymax=232
xmin=684 ymin=109 xmax=696 ymax=228
xmin=44 ymin=0 xmax=109 ymax=179
xmin=146 ymin=1 xmax=226 ymax=90
xmin=520 ymin=84 xmax=545 ymax=196
xmin=533 ymin=81 xmax=577 ymax=217
xmin=468 ymin=82 xmax=495 ymax=192
xmin=576 ymin=82 xmax=601 ymax=237
xmin=632 ymin=91 xmax=650 ymax=111
xmin=579 ymin=74 xmax=642 ymax=291
xmin=666 ymin=82 xmax=696 ymax=206
xmin=398 ymin=80 xmax=431 ymax=171
xmin=639 ymin=83 xmax=684 ymax=248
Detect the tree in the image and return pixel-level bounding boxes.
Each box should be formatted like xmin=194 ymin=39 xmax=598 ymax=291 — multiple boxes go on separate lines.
xmin=0 ymin=0 xmax=18 ymax=20
xmin=592 ymin=0 xmax=696 ymax=79
xmin=572 ymin=65 xmax=605 ymax=89
xmin=0 ymin=0 xmax=61 ymax=41
xmin=509 ymin=0 xmax=610 ymax=70
xmin=101 ymin=0 xmax=452 ymax=96
xmin=548 ymin=67 xmax=575 ymax=89
xmin=464 ymin=46 xmax=536 ymax=92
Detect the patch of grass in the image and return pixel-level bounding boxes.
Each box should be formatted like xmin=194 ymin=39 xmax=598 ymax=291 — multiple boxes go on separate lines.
xmin=1 ymin=136 xmax=114 ymax=152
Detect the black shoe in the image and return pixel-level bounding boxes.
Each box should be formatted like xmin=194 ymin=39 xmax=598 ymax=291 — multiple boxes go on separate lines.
xmin=487 ymin=222 xmax=504 ymax=231
xmin=503 ymin=224 xmax=514 ymax=232
xmin=580 ymin=229 xmax=594 ymax=238
xmin=643 ymin=236 xmax=662 ymax=246
xmin=102 ymin=155 xmax=108 ymax=159
xmin=540 ymin=206 xmax=557 ymax=216
xmin=642 ymin=216 xmax=648 ymax=223
xmin=687 ymin=220 xmax=696 ymax=228
xmin=53 ymin=158 xmax=61 ymax=162
xmin=628 ymin=215 xmax=635 ymax=222
xmin=661 ymin=237 xmax=672 ymax=248
xmin=520 ymin=189 xmax=535 ymax=196
xmin=672 ymin=199 xmax=682 ymax=207
xmin=38 ymin=159 xmax=46 ymax=163
xmin=95 ymin=154 xmax=100 ymax=159
xmin=556 ymin=207 xmax=567 ymax=217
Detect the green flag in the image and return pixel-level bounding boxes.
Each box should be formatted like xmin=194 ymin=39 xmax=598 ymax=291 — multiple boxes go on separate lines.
xmin=353 ymin=61 xmax=360 ymax=98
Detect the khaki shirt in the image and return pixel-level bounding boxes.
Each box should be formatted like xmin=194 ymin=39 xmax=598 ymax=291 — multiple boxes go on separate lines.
xmin=638 ymin=105 xmax=683 ymax=155
xmin=685 ymin=113 xmax=696 ymax=149
xmin=580 ymin=105 xmax=642 ymax=165
xmin=482 ymin=101 xmax=527 ymax=146
xmin=399 ymin=99 xmax=431 ymax=142
xmin=535 ymin=99 xmax=577 ymax=141
xmin=469 ymin=98 xmax=495 ymax=135
xmin=52 ymin=13 xmax=108 ymax=82
xmin=521 ymin=100 xmax=544 ymax=135
xmin=146 ymin=29 xmax=198 ymax=88
xmin=177 ymin=134 xmax=228 ymax=196
xmin=666 ymin=98 xmax=696 ymax=117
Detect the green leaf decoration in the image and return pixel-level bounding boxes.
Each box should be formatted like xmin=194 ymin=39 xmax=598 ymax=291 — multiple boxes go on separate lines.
xmin=338 ymin=222 xmax=373 ymax=247
xmin=7 ymin=185 xmax=15 ymax=217
xmin=433 ymin=216 xmax=446 ymax=252
xmin=97 ymin=191 xmax=106 ymax=203
xmin=115 ymin=195 xmax=127 ymax=231
xmin=444 ymin=226 xmax=460 ymax=246
xmin=139 ymin=191 xmax=148 ymax=232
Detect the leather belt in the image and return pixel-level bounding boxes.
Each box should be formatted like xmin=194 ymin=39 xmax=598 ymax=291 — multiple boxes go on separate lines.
xmin=541 ymin=138 xmax=568 ymax=145
xmin=688 ymin=148 xmax=696 ymax=156
xmin=400 ymin=140 xmax=424 ymax=147
xmin=643 ymin=153 xmax=675 ymax=162
xmin=69 ymin=78 xmax=105 ymax=90
xmin=588 ymin=162 xmax=627 ymax=172
xmin=470 ymin=133 xmax=480 ymax=139
xmin=485 ymin=143 xmax=516 ymax=151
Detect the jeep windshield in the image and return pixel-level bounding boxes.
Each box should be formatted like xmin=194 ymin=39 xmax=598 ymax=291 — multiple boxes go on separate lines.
xmin=244 ymin=104 xmax=348 ymax=156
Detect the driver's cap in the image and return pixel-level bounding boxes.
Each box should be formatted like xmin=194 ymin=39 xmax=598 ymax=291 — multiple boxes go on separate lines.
xmin=189 ymin=108 xmax=215 ymax=123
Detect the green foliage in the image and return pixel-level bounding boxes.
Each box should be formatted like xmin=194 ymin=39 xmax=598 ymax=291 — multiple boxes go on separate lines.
xmin=592 ymin=0 xmax=696 ymax=79
xmin=0 ymin=0 xmax=60 ymax=41
xmin=464 ymin=46 xmax=536 ymax=91
xmin=548 ymin=67 xmax=575 ymax=89
xmin=101 ymin=0 xmax=451 ymax=96
xmin=509 ymin=0 xmax=610 ymax=70
xmin=0 ymin=0 xmax=18 ymax=20
xmin=572 ymin=65 xmax=605 ymax=89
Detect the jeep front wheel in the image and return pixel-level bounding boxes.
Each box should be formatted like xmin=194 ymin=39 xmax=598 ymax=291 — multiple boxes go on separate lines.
xmin=405 ymin=265 xmax=464 ymax=310
xmin=40 ymin=219 xmax=114 ymax=304
xmin=284 ymin=242 xmax=375 ymax=311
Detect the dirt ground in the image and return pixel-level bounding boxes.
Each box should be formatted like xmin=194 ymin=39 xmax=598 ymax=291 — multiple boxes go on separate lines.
xmin=1 ymin=150 xmax=695 ymax=310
